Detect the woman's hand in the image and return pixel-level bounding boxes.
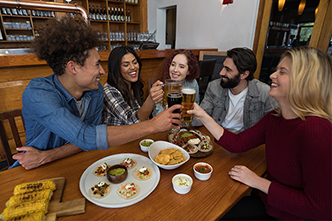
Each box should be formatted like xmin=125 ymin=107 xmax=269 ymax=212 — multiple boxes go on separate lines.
xmin=149 ymin=80 xmax=164 ymax=104
xmin=229 ymin=165 xmax=271 ymax=194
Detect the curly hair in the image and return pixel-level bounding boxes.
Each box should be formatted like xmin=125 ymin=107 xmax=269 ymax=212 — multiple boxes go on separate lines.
xmin=107 ymin=46 xmax=144 ymax=107
xmin=32 ymin=17 xmax=101 ymax=76
xmin=156 ymin=49 xmax=199 ymax=82
xmin=227 ymin=47 xmax=257 ymax=81
xmin=276 ymin=47 xmax=332 ymax=123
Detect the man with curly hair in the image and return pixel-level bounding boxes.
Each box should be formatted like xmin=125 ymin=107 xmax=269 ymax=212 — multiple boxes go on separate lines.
xmin=11 ymin=17 xmax=181 ymax=170
xmin=193 ymin=47 xmax=277 ymax=133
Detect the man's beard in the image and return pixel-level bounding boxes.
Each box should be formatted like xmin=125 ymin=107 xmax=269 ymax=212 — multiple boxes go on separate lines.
xmin=220 ymin=72 xmax=241 ymax=88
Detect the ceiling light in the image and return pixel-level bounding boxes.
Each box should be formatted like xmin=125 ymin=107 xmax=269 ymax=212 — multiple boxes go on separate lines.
xmin=278 ymin=0 xmax=286 ymax=11
xmin=298 ymin=0 xmax=306 ymax=15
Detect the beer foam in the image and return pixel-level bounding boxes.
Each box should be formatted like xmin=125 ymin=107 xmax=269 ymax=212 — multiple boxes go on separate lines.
xmin=182 ymin=88 xmax=195 ymax=94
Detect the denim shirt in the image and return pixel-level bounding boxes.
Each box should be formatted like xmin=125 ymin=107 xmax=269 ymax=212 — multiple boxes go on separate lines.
xmin=192 ymin=78 xmax=277 ymax=131
xmin=10 ymin=75 xmax=108 ymax=168
xmin=152 ymin=79 xmax=200 ymax=117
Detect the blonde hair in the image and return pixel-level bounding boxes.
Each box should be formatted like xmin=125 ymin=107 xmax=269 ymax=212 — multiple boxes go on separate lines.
xmin=280 ymin=47 xmax=332 ymax=123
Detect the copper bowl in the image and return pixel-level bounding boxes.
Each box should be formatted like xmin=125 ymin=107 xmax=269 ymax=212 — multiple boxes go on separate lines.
xmin=106 ymin=164 xmax=128 ymax=184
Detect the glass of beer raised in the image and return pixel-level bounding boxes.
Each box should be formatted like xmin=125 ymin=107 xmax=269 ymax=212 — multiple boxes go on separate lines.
xmin=166 ymin=80 xmax=182 ymax=133
xmin=163 ymin=79 xmax=182 ymax=108
xmin=181 ymin=87 xmax=196 ymax=128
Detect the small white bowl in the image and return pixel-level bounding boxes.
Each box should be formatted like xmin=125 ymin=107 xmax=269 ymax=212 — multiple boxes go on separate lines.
xmin=148 ymin=141 xmax=190 ymax=170
xmin=193 ymin=162 xmax=213 ymax=181
xmin=140 ymin=139 xmax=154 ymax=152
xmin=172 ymin=174 xmax=193 ymax=194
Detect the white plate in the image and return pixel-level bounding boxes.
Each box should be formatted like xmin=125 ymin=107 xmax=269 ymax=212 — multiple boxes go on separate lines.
xmin=79 ymin=153 xmax=160 ymax=208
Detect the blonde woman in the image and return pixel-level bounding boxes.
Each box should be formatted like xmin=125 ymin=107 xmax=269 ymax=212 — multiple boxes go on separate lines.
xmin=189 ymin=47 xmax=332 ymax=220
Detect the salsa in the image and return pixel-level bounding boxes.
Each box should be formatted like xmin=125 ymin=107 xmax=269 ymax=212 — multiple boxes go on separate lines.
xmin=194 ymin=164 xmax=212 ymax=173
xmin=109 ymin=168 xmax=126 ymax=176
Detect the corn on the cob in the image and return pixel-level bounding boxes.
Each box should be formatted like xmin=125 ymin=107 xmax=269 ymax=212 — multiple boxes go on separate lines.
xmin=6 ymin=189 xmax=54 ymax=207
xmin=13 ymin=180 xmax=56 ymax=195
xmin=7 ymin=212 xmax=45 ymax=221
xmin=1 ymin=199 xmax=49 ymax=220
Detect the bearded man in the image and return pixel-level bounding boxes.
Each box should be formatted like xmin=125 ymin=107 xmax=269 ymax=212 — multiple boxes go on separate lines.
xmin=192 ymin=47 xmax=277 ymax=133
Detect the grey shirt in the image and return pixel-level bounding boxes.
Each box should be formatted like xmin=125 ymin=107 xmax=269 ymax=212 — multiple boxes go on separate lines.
xmin=192 ymin=78 xmax=277 ymax=132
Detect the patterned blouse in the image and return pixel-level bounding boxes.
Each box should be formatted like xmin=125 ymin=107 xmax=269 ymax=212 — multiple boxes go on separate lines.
xmin=102 ymin=83 xmax=141 ymax=126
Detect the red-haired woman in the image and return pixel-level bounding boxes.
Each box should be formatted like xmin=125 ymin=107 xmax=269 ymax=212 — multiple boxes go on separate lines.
xmin=152 ymin=49 xmax=200 ymax=116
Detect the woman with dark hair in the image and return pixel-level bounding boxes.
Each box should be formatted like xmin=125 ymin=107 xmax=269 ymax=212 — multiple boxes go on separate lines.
xmin=152 ymin=49 xmax=200 ymax=116
xmin=102 ymin=46 xmax=163 ymax=125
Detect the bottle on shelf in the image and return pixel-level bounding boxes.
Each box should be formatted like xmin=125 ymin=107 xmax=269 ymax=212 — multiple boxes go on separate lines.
xmin=6 ymin=8 xmax=12 ymax=15
xmin=111 ymin=7 xmax=115 ymax=21
xmin=121 ymin=8 xmax=124 ymax=22
xmin=91 ymin=6 xmax=96 ymax=20
xmin=1 ymin=8 xmax=7 ymax=15
xmin=103 ymin=7 xmax=107 ymax=20
xmin=114 ymin=8 xmax=118 ymax=21
xmin=11 ymin=7 xmax=18 ymax=15
xmin=89 ymin=5 xmax=92 ymax=18
xmin=126 ymin=9 xmax=131 ymax=22
xmin=95 ymin=6 xmax=100 ymax=20
xmin=117 ymin=8 xmax=121 ymax=22
xmin=108 ymin=7 xmax=111 ymax=21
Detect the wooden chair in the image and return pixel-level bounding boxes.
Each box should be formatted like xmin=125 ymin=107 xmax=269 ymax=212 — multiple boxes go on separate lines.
xmin=0 ymin=109 xmax=25 ymax=169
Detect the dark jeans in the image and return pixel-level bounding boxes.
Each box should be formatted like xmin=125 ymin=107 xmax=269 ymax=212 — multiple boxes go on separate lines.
xmin=220 ymin=196 xmax=275 ymax=220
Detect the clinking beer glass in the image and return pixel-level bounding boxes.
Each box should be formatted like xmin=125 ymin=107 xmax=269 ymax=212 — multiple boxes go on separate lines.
xmin=163 ymin=79 xmax=182 ymax=109
xmin=181 ymin=87 xmax=196 ymax=128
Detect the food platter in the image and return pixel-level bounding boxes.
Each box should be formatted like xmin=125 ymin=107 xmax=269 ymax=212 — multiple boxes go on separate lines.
xmin=79 ymin=153 xmax=160 ymax=208
xmin=168 ymin=129 xmax=213 ymax=158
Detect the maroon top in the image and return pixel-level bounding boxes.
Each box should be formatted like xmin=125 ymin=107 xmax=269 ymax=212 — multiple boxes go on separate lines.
xmin=217 ymin=111 xmax=332 ymax=220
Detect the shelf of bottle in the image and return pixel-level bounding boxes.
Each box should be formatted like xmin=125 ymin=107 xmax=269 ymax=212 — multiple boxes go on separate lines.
xmin=5 ymin=28 xmax=32 ymax=31
xmin=126 ymin=2 xmax=140 ymax=5
xmin=90 ymin=19 xmax=109 ymax=23
xmin=127 ymin=21 xmax=139 ymax=25
xmin=107 ymin=0 xmax=139 ymax=4
xmin=107 ymin=0 xmax=125 ymax=3
xmin=31 ymin=16 xmax=55 ymax=20
xmin=0 ymin=40 xmax=33 ymax=43
xmin=2 ymin=14 xmax=30 ymax=18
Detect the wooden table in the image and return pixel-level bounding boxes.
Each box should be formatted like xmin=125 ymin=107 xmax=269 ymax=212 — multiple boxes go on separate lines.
xmin=0 ymin=127 xmax=266 ymax=220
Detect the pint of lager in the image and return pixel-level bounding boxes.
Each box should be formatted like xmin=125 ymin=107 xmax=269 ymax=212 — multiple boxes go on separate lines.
xmin=181 ymin=87 xmax=196 ymax=127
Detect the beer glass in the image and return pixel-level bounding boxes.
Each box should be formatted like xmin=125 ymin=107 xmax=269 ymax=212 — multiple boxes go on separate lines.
xmin=166 ymin=80 xmax=182 ymax=132
xmin=181 ymin=87 xmax=196 ymax=128
xmin=163 ymin=79 xmax=182 ymax=108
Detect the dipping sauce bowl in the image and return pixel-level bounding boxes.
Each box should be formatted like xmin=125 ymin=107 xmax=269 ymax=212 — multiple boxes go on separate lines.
xmin=172 ymin=173 xmax=193 ymax=194
xmin=193 ymin=162 xmax=213 ymax=181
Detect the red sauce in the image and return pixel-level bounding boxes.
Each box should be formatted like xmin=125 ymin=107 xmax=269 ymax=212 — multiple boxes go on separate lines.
xmin=194 ymin=164 xmax=211 ymax=173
